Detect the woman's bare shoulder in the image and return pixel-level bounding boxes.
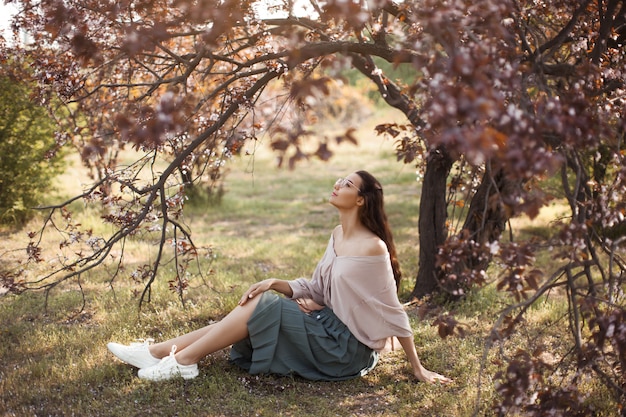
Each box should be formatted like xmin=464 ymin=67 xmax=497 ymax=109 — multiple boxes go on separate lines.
xmin=363 ymin=236 xmax=387 ymax=256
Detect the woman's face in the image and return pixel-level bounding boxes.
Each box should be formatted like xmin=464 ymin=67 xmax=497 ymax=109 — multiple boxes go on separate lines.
xmin=329 ymin=173 xmax=362 ymax=209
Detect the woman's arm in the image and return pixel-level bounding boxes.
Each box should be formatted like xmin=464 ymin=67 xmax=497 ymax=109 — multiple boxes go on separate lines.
xmin=238 ymin=278 xmax=293 ymax=305
xmin=397 ymin=336 xmax=453 ymax=384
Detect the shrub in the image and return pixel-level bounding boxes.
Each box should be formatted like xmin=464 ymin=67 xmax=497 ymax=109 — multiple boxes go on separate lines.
xmin=0 ymin=73 xmax=63 ymax=225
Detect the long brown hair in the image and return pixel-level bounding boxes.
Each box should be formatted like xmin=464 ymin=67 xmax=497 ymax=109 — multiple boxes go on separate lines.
xmin=355 ymin=170 xmax=402 ymax=289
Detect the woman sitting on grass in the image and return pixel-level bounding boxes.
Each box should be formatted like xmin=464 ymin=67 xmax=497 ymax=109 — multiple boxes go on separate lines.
xmin=107 ymin=170 xmax=452 ymax=384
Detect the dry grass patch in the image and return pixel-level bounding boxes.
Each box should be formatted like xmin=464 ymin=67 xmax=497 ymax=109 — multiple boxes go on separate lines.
xmin=0 ymin=109 xmax=619 ymax=416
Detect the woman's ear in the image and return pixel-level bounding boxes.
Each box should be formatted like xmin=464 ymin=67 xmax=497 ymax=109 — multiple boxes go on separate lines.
xmin=356 ymin=196 xmax=364 ymax=206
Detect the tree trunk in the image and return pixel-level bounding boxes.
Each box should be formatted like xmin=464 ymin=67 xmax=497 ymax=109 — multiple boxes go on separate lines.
xmin=459 ymin=166 xmax=513 ymax=269
xmin=411 ymin=159 xmax=517 ymax=300
xmin=410 ymin=146 xmax=454 ymax=299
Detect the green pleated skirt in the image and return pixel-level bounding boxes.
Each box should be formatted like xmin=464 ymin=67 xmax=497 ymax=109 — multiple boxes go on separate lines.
xmin=229 ymin=292 xmax=378 ymax=381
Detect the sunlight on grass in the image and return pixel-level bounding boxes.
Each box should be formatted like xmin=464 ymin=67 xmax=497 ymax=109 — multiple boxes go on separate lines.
xmin=0 ymin=108 xmax=618 ymax=416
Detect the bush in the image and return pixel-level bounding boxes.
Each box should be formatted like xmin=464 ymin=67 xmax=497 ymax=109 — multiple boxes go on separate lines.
xmin=0 ymin=73 xmax=63 ymax=225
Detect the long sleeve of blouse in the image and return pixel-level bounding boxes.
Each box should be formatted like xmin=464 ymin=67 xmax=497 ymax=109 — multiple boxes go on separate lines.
xmin=288 ymin=234 xmax=413 ymax=351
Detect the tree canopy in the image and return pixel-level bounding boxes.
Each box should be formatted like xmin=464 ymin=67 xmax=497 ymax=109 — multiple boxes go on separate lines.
xmin=1 ymin=0 xmax=625 ymax=413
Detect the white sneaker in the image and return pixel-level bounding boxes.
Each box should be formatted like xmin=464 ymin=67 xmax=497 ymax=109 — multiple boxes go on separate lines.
xmin=138 ymin=345 xmax=199 ymax=381
xmin=107 ymin=339 xmax=160 ymax=369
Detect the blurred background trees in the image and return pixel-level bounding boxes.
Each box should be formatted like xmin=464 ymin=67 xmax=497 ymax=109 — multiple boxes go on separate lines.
xmin=0 ymin=60 xmax=63 ymax=224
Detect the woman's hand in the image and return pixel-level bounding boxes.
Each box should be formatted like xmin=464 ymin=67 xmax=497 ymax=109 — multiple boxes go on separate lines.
xmin=295 ymin=298 xmax=324 ymax=314
xmin=397 ymin=336 xmax=453 ymax=385
xmin=413 ymin=366 xmax=453 ymax=385
xmin=239 ymin=279 xmax=275 ymax=305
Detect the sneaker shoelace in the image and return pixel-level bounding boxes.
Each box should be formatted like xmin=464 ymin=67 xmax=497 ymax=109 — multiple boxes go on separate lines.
xmin=168 ymin=344 xmax=178 ymax=358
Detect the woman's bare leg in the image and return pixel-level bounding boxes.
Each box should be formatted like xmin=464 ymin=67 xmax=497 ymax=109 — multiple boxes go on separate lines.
xmin=149 ymin=295 xmax=261 ymax=364
xmin=148 ymin=324 xmax=217 ymax=358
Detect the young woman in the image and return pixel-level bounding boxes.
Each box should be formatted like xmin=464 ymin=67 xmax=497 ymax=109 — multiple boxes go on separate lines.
xmin=107 ymin=171 xmax=451 ymax=384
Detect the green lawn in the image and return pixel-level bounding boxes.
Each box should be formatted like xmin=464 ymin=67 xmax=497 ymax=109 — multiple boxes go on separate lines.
xmin=0 ymin=110 xmax=617 ymax=416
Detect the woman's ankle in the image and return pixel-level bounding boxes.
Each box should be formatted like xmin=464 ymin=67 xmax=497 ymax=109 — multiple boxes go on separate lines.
xmin=148 ymin=344 xmax=167 ymax=359
xmin=174 ymin=353 xmax=196 ymax=366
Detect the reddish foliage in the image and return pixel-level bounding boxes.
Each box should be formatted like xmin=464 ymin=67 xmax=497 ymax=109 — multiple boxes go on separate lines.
xmin=1 ymin=0 xmax=624 ymax=412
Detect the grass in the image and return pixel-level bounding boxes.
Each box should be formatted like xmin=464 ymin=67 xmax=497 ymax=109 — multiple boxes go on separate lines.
xmin=0 ymin=108 xmax=618 ymax=416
